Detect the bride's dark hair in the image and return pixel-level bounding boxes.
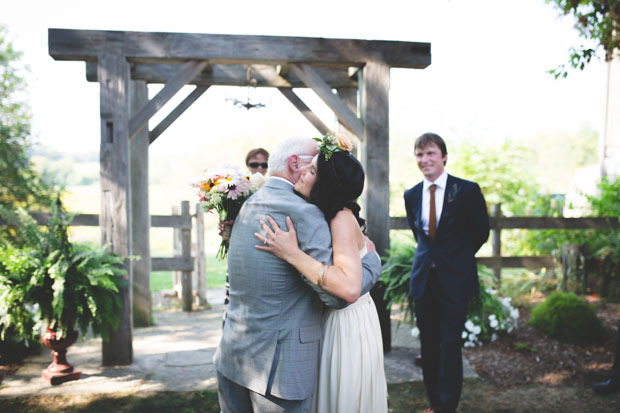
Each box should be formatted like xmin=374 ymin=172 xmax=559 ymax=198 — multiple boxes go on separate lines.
xmin=309 ymin=151 xmax=366 ymax=228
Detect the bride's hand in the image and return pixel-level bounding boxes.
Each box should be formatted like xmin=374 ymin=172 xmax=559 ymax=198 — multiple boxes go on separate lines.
xmin=254 ymin=216 xmax=300 ymax=262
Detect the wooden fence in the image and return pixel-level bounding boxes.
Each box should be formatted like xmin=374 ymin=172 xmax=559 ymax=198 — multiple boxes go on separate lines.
xmin=0 ymin=200 xmax=206 ymax=312
xmin=390 ymin=204 xmax=620 ymax=281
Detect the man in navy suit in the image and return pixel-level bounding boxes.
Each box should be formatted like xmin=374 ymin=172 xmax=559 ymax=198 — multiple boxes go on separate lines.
xmin=404 ymin=132 xmax=489 ymax=413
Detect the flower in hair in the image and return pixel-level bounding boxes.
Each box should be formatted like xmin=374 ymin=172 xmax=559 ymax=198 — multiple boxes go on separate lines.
xmin=313 ymin=133 xmax=353 ymax=160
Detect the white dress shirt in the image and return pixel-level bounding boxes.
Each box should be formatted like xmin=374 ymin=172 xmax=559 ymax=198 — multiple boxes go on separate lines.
xmin=421 ymin=170 xmax=448 ymax=237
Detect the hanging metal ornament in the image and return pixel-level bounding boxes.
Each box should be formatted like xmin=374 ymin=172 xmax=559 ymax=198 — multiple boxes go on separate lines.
xmin=226 ymin=66 xmax=266 ymax=110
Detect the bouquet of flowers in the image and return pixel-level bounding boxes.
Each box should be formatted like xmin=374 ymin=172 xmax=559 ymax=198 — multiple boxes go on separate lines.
xmin=191 ymin=165 xmax=265 ymax=259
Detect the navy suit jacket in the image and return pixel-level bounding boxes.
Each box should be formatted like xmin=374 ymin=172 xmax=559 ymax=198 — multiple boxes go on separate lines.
xmin=404 ymin=174 xmax=490 ymax=303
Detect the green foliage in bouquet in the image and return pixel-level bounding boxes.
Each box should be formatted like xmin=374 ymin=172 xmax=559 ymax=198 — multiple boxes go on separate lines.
xmin=529 ymin=292 xmax=605 ymax=344
xmin=0 ymin=198 xmax=127 ymax=346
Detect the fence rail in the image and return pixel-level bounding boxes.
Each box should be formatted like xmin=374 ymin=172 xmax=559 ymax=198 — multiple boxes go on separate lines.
xmin=390 ymin=208 xmax=620 ymax=277
xmin=1 ymin=202 xmax=205 ymax=311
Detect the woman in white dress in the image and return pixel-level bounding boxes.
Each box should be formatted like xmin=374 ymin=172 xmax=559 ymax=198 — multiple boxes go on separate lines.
xmin=255 ymin=139 xmax=388 ymax=413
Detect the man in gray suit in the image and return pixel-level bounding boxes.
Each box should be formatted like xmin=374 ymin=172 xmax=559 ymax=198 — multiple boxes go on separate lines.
xmin=214 ymin=136 xmax=382 ymax=412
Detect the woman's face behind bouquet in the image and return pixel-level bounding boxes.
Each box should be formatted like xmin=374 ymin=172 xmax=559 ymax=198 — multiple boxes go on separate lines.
xmin=294 ymin=155 xmax=319 ymax=200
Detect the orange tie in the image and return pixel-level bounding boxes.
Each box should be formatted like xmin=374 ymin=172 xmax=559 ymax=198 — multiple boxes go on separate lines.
xmin=429 ymin=184 xmax=437 ymax=240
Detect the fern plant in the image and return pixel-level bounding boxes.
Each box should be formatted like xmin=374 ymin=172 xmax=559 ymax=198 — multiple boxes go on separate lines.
xmin=380 ymin=233 xmax=416 ymax=324
xmin=0 ymin=198 xmax=126 ymax=342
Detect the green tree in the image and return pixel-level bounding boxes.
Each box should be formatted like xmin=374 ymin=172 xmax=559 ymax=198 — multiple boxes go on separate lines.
xmin=547 ymin=0 xmax=620 ymax=78
xmin=0 ymin=25 xmax=55 ymax=210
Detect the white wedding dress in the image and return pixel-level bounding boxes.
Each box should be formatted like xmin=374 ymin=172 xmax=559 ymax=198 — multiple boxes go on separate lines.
xmin=313 ymin=246 xmax=388 ymax=413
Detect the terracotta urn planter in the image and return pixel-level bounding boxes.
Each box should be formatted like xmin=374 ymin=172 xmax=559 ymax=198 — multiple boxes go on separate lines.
xmin=40 ymin=326 xmax=81 ymax=385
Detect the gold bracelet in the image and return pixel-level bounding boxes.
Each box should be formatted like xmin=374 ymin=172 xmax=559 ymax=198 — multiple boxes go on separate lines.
xmin=317 ymin=264 xmax=328 ymax=288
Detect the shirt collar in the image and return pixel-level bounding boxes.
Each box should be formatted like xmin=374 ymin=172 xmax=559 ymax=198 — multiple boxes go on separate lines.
xmin=423 ymin=170 xmax=448 ymax=192
xmin=269 ymin=176 xmax=295 ymax=187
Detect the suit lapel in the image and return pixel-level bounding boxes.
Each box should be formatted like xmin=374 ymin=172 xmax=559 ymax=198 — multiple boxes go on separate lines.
xmin=437 ymin=175 xmax=455 ymax=234
xmin=415 ymin=184 xmax=423 ymax=231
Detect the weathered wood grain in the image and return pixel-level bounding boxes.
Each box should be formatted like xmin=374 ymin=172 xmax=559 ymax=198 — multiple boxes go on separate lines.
xmin=50 ymin=28 xmax=432 ymax=68
xmin=181 ymin=201 xmax=193 ymax=312
xmin=476 ymin=256 xmax=556 ymax=269
xmin=389 ymin=216 xmax=620 ymax=230
xmin=195 ymin=204 xmax=207 ymax=306
xmin=360 ymin=60 xmax=391 ymax=352
xmin=129 ymin=80 xmax=152 ymax=328
xmin=150 ymin=86 xmax=209 ymax=144
xmin=129 ymin=61 xmax=207 ymax=139
xmin=151 ymin=257 xmax=194 ymax=271
xmin=86 ymin=62 xmax=358 ymax=88
xmin=291 ymin=63 xmax=363 ymax=138
xmin=98 ymin=53 xmax=133 ymax=366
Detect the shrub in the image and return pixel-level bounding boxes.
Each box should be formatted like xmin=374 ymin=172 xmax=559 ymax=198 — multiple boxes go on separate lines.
xmin=462 ymin=266 xmax=520 ymax=346
xmin=380 ymin=232 xmax=416 ymax=323
xmin=529 ymin=292 xmax=605 ymax=344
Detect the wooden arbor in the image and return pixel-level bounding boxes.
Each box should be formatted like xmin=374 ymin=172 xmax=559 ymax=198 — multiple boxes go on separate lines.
xmin=48 ymin=28 xmax=431 ymax=365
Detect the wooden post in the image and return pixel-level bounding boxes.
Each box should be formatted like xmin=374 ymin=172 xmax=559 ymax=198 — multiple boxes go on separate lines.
xmin=491 ymin=204 xmax=502 ymax=282
xmin=562 ymin=244 xmax=586 ymax=293
xmin=171 ymin=206 xmax=182 ymax=297
xmin=195 ymin=204 xmax=208 ymax=306
xmin=98 ymin=53 xmax=133 ymax=366
xmin=360 ymin=60 xmax=391 ymax=352
xmin=181 ymin=201 xmax=193 ymax=312
xmin=336 ymin=87 xmax=359 ymax=157
xmin=129 ymin=80 xmax=152 ymax=327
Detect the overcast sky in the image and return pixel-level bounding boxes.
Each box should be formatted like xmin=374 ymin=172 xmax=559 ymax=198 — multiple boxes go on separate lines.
xmin=2 ymin=0 xmax=607 ymax=157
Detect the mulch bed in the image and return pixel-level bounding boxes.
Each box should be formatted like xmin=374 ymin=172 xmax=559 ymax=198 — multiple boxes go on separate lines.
xmin=463 ymin=294 xmax=620 ymax=388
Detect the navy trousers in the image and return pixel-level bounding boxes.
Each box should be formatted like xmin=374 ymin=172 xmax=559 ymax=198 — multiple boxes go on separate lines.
xmin=414 ymin=269 xmax=469 ymax=413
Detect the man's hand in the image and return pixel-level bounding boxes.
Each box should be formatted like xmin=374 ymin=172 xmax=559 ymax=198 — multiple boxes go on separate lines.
xmin=218 ymin=220 xmax=235 ymax=237
xmin=364 ymin=236 xmax=377 ymax=253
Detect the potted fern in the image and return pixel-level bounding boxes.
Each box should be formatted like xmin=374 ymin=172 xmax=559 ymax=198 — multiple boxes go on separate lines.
xmin=0 ymin=198 xmax=126 ymax=384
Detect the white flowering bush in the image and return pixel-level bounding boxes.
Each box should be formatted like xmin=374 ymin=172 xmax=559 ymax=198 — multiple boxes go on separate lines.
xmin=409 ymin=280 xmax=520 ymax=346
xmin=462 ymin=288 xmax=520 ymax=347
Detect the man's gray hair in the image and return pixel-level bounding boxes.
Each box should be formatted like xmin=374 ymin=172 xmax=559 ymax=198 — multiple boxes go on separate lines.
xmin=268 ymin=136 xmax=318 ymax=174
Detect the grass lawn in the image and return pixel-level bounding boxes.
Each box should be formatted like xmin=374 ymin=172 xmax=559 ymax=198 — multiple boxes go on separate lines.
xmin=2 ymin=379 xmax=620 ymax=412
xmin=149 ymin=257 xmax=228 ymax=292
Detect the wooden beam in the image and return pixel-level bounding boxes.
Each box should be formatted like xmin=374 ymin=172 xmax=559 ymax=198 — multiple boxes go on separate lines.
xmin=128 ymin=60 xmax=208 ymax=139
xmin=180 ymin=201 xmax=192 ymax=312
xmin=0 ymin=212 xmax=193 ymax=229
xmin=490 ymin=216 xmax=620 ymax=230
xmin=194 ymin=203 xmax=207 ymax=306
xmin=336 ymin=87 xmax=359 ymax=152
xmin=151 ymin=257 xmax=194 ymax=271
xmin=49 ymin=28 xmax=432 ymax=69
xmin=86 ymin=62 xmax=358 ymax=88
xmin=390 ymin=216 xmax=620 ymax=230
xmin=98 ymin=53 xmax=132 ymax=366
xmin=476 ymin=256 xmax=556 ymax=269
xmin=278 ymin=87 xmax=331 ymax=136
xmin=129 ymin=80 xmax=152 ymax=328
xmin=150 ymin=86 xmax=209 ymax=144
xmin=291 ymin=63 xmax=363 ymax=138
xmin=359 ymin=60 xmax=391 ymax=352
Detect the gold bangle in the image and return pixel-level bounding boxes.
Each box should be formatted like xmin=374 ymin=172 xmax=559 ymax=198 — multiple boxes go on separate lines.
xmin=317 ymin=264 xmax=328 ymax=288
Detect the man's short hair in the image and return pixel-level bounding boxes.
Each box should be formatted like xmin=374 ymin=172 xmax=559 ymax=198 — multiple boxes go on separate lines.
xmin=268 ymin=137 xmax=318 ymax=174
xmin=414 ymin=133 xmax=447 ymax=156
xmin=414 ymin=132 xmax=448 ymax=165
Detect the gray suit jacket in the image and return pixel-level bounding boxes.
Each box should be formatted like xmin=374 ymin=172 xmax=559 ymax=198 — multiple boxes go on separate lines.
xmin=213 ymin=177 xmax=382 ymax=401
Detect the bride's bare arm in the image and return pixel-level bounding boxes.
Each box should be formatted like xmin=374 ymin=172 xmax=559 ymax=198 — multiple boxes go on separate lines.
xmin=255 ymin=210 xmax=362 ymax=303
